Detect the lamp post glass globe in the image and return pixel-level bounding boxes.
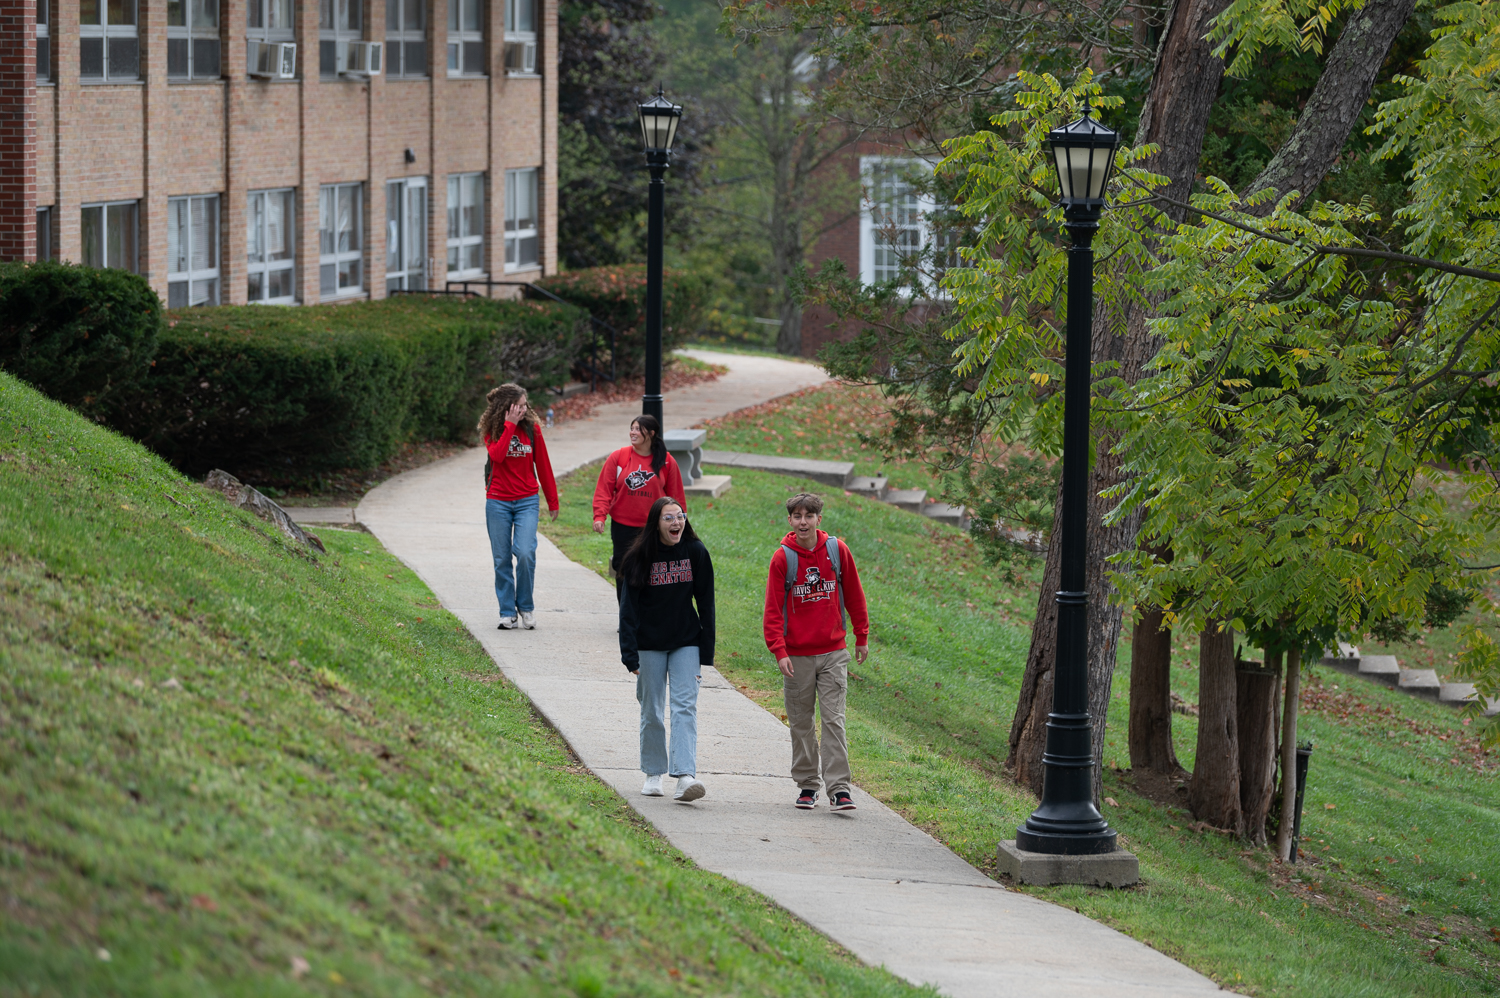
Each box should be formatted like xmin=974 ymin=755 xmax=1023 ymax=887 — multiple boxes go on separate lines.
xmin=637 ymin=88 xmax=682 ymax=156
xmin=1046 ymin=110 xmax=1119 ymax=207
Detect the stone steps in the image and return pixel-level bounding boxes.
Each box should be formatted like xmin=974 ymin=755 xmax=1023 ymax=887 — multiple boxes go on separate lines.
xmin=1321 ymin=649 xmax=1499 ymax=715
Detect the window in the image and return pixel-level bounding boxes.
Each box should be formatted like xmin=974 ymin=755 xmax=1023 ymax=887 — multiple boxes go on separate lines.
xmin=320 ymin=182 xmax=363 ymax=297
xmin=37 ymin=0 xmax=51 ymax=82
xmin=859 ymin=157 xmax=954 ymax=294
xmin=447 ymin=0 xmax=483 ymax=75
xmin=168 ymin=0 xmax=221 ymax=80
xmin=386 ymin=0 xmax=426 ymax=77
xmin=503 ymin=168 xmax=537 ymax=271
xmin=320 ymin=0 xmax=362 ymax=77
xmin=446 ymin=173 xmax=483 ymax=277
xmin=387 ymin=177 xmax=428 ymax=292
xmin=80 ymin=201 xmax=138 ymax=272
xmin=248 ymin=189 xmax=297 ymax=303
xmin=503 ymin=0 xmax=535 ymax=74
xmin=80 ymin=0 xmax=139 ymax=82
xmin=36 ymin=207 xmax=54 ymax=260
xmin=168 ymin=195 xmax=220 ymax=308
xmin=248 ymin=0 xmax=294 ymax=41
xmin=248 ymin=0 xmax=296 ymax=77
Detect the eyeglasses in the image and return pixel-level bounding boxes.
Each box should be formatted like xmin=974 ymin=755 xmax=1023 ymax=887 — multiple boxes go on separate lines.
xmin=661 ymin=514 xmax=686 ymax=524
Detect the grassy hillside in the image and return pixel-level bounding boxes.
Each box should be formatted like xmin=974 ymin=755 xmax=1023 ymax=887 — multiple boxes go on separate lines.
xmin=0 ymin=372 xmax=926 ymax=998
xmin=544 ymin=458 xmax=1500 ymax=997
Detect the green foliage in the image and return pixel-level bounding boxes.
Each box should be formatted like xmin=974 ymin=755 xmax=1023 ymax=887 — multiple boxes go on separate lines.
xmin=0 ymin=260 xmax=162 ymax=419
xmin=110 ymin=296 xmax=586 ymax=477
xmin=535 ymin=265 xmax=709 ymax=377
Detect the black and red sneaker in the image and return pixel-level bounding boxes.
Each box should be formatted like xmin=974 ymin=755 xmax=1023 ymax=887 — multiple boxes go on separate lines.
xmin=795 ymin=789 xmax=818 ymax=809
xmin=831 ymin=791 xmax=858 ymax=811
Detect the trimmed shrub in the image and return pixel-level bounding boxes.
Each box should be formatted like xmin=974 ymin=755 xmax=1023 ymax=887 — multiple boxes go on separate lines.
xmin=108 ymin=296 xmax=586 ymax=476
xmin=534 ymin=265 xmax=709 ymax=378
xmin=0 ymin=260 xmax=162 ymax=418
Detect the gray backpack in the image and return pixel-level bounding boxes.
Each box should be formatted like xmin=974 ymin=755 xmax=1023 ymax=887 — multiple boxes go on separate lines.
xmin=781 ymin=537 xmax=845 ymax=635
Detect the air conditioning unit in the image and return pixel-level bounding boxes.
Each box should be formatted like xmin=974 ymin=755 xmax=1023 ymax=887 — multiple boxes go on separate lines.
xmin=504 ymin=40 xmax=536 ymax=75
xmin=341 ymin=40 xmax=382 ymax=77
xmin=247 ymin=41 xmax=296 ymax=80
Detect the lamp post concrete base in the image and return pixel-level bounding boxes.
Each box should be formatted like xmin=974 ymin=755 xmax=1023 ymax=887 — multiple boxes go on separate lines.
xmin=996 ymin=840 xmax=1139 ymax=888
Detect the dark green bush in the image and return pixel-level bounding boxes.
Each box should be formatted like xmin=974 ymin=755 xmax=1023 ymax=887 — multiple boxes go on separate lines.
xmin=0 ymin=261 xmax=162 ymax=418
xmin=108 ymin=296 xmax=586 ymax=476
xmin=534 ymin=265 xmax=709 ymax=378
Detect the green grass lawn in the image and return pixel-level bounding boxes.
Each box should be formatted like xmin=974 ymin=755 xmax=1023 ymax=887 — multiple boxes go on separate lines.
xmin=546 ymin=451 xmax=1500 ymax=997
xmin=0 ymin=372 xmax=929 ymax=998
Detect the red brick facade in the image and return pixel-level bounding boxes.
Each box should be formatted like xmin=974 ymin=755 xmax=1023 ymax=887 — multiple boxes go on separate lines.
xmin=3 ymin=0 xmax=557 ymax=304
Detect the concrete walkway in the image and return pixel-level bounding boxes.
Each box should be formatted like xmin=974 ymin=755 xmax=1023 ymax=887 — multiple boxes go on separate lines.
xmin=357 ymin=350 xmax=1222 ymax=997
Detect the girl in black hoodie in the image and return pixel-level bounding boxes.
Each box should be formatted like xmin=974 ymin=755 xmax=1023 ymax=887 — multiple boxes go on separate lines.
xmin=620 ymin=497 xmax=715 ymax=803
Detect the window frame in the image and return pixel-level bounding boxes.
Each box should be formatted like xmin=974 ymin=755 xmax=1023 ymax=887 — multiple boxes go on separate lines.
xmin=385 ymin=0 xmax=427 ymax=77
xmin=79 ymin=0 xmax=140 ymax=84
xmin=503 ymin=167 xmax=538 ymax=273
xmin=447 ymin=0 xmax=484 ymax=76
xmin=168 ymin=0 xmax=222 ymax=81
xmin=502 ymin=0 xmax=536 ymax=76
xmin=320 ymin=0 xmax=364 ymax=78
xmin=858 ymin=156 xmax=952 ymax=296
xmin=80 ymin=200 xmax=139 ymax=273
xmin=446 ymin=172 xmax=484 ymax=279
xmin=319 ymin=182 xmax=365 ymax=299
xmin=36 ymin=0 xmax=51 ymax=83
xmin=248 ymin=0 xmax=296 ymax=41
xmin=167 ymin=194 xmax=222 ymax=308
xmin=36 ymin=206 xmax=55 ymax=260
xmin=387 ymin=177 xmax=429 ymax=292
xmin=247 ymin=188 xmax=298 ymax=304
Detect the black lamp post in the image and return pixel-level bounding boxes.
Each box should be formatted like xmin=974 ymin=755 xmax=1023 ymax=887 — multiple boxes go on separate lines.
xmin=636 ymin=87 xmax=682 ymax=426
xmin=1014 ymin=110 xmax=1123 ymax=857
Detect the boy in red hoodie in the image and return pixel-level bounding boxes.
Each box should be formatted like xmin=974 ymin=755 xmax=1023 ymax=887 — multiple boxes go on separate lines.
xmin=763 ymin=492 xmax=870 ymax=811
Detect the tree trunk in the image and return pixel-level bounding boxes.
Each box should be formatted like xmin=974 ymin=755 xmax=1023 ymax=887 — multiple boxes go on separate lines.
xmin=1129 ymin=605 xmax=1179 ymax=773
xmin=1236 ymin=652 xmax=1282 ymax=844
xmin=1188 ymin=622 xmax=1243 ymax=833
xmin=775 ymin=299 xmax=804 ymax=355
xmin=1276 ymin=646 xmax=1303 ymax=861
xmin=1244 ymin=0 xmax=1418 ymax=212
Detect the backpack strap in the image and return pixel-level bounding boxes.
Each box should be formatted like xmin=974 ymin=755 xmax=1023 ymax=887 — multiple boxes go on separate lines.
xmin=484 ymin=457 xmax=492 ymax=490
xmin=826 ymin=536 xmax=846 ymax=631
xmin=781 ymin=544 xmax=798 ymax=637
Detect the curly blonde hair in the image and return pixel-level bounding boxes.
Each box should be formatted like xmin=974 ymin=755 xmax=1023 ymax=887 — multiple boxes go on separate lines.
xmin=477 ymin=383 xmax=536 ymax=442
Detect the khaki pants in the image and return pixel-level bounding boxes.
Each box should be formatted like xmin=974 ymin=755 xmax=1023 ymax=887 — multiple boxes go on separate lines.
xmin=783 ymin=648 xmax=851 ymax=796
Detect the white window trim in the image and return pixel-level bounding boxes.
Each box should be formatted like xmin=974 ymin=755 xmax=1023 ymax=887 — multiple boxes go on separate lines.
xmin=447 ymin=0 xmax=484 ymax=76
xmin=80 ymin=200 xmax=139 ymax=272
xmin=320 ymin=182 xmax=365 ymax=298
xmin=503 ymin=167 xmax=539 ymax=273
xmin=447 ymin=172 xmax=485 ymax=279
xmin=387 ymin=177 xmax=428 ymax=291
xmin=37 ymin=0 xmax=51 ymax=83
xmin=80 ymin=0 xmax=139 ymax=83
xmin=168 ymin=0 xmax=221 ymax=80
xmin=320 ymin=0 xmax=363 ymax=78
xmin=168 ymin=194 xmax=221 ymax=308
xmin=502 ymin=0 xmax=536 ymax=76
xmin=386 ymin=0 xmax=427 ymax=77
xmin=248 ymin=188 xmax=297 ymax=304
xmin=859 ymin=155 xmax=951 ymax=297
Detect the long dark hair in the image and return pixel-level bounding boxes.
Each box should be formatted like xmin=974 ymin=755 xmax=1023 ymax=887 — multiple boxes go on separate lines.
xmin=478 ymin=383 xmax=536 ymax=441
xmin=621 ymin=497 xmax=698 ymax=589
xmin=632 ymin=414 xmax=667 ymax=473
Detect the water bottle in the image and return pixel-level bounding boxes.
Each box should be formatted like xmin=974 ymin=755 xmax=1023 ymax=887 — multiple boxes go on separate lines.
xmin=546 ymin=407 xmax=555 ymax=428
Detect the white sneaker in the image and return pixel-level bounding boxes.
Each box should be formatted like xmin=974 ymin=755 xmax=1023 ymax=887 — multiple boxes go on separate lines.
xmin=673 ymin=776 xmax=706 ymax=803
xmin=641 ymin=775 xmax=664 ymax=797
xmin=519 ymin=611 xmax=535 ymax=630
xmin=497 ymin=616 xmax=517 ymax=630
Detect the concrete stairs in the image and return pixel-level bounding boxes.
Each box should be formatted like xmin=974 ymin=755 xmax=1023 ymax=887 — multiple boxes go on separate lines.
xmin=1321 ymin=648 xmax=1499 ymax=715
xmin=702 ymin=451 xmax=970 ymax=529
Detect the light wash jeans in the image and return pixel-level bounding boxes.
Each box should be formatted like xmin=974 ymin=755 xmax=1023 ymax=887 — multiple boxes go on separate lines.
xmin=636 ymin=646 xmax=700 ymax=778
xmin=485 ymin=495 xmax=539 ymax=617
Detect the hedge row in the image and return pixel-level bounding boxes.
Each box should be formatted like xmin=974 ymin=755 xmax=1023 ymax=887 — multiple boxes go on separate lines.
xmin=535 ymin=265 xmax=708 ymax=379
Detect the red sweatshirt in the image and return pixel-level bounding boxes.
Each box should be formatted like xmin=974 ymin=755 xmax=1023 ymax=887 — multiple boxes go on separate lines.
xmin=591 ymin=445 xmax=687 ymax=528
xmin=485 ymin=421 xmax=559 ymax=510
xmin=763 ymin=529 xmax=870 ymax=659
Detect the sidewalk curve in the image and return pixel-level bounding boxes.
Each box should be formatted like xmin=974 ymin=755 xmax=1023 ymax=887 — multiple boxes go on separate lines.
xmin=357 ymin=351 xmax=1222 ymax=997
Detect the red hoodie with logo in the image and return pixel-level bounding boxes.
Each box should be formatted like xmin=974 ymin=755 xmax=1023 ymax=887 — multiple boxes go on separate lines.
xmin=762 ymin=529 xmax=870 ymax=659
xmin=592 ymin=445 xmax=687 ymax=528
xmin=485 ymin=420 xmax=559 ymax=510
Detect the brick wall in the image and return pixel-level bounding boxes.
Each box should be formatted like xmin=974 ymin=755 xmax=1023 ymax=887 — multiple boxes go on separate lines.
xmin=4 ymin=0 xmax=555 ymax=301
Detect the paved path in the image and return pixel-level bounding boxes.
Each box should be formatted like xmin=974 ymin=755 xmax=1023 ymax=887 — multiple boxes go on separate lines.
xmin=357 ymin=351 xmax=1221 ymax=997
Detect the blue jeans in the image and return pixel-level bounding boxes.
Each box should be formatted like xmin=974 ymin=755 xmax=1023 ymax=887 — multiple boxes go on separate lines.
xmin=636 ymin=646 xmax=700 ymax=778
xmin=486 ymin=495 xmax=539 ymax=617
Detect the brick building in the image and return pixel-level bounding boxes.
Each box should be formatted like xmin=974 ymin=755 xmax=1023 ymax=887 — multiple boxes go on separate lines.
xmin=0 ymin=0 xmax=557 ymax=305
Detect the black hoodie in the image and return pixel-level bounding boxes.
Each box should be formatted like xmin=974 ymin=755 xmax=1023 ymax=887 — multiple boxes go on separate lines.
xmin=619 ymin=537 xmax=715 ymax=671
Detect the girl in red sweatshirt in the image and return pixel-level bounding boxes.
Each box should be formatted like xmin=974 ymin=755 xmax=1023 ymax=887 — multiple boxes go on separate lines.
xmin=478 ymin=384 xmax=559 ymax=631
xmin=591 ymin=414 xmax=686 ymax=582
